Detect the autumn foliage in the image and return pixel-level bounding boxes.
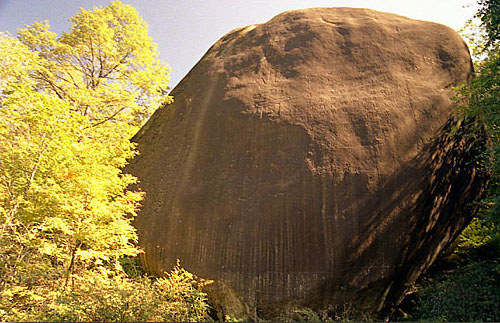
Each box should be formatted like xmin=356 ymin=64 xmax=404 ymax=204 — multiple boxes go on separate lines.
xmin=0 ymin=1 xmax=210 ymax=321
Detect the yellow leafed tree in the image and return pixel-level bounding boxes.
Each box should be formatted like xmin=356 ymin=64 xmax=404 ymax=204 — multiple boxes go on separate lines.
xmin=0 ymin=2 xmax=210 ymax=321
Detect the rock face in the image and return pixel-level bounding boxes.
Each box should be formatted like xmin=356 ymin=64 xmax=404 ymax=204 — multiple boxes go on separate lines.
xmin=127 ymin=7 xmax=487 ymax=318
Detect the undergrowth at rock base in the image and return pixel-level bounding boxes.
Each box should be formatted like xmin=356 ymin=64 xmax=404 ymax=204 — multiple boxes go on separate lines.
xmin=404 ymin=260 xmax=500 ymax=322
xmin=0 ymin=259 xmax=212 ymax=322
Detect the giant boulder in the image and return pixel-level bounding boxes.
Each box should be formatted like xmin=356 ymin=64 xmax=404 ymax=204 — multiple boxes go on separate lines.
xmin=127 ymin=7 xmax=487 ymax=318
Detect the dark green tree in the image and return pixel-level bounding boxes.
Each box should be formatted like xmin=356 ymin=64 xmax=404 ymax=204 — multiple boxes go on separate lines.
xmin=456 ymin=0 xmax=500 ymax=237
xmin=406 ymin=3 xmax=500 ymax=320
xmin=477 ymin=0 xmax=500 ymax=47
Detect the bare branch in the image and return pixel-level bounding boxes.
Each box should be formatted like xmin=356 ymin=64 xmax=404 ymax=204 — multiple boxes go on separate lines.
xmin=84 ymin=105 xmax=127 ymax=129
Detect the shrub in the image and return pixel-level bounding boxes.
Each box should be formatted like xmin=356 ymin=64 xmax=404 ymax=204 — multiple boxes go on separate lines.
xmin=0 ymin=261 xmax=212 ymax=322
xmin=409 ymin=260 xmax=500 ymax=322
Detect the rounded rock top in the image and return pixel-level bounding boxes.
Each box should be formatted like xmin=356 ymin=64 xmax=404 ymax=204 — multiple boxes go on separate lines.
xmin=127 ymin=7 xmax=485 ymax=320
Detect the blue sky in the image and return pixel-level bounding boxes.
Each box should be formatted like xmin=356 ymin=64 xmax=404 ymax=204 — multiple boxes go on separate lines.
xmin=0 ymin=0 xmax=478 ymax=89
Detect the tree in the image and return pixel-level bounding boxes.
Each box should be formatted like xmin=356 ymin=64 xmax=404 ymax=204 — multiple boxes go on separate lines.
xmin=393 ymin=3 xmax=500 ymax=321
xmin=0 ymin=2 xmax=207 ymax=321
xmin=456 ymin=0 xmax=500 ymax=230
xmin=17 ymin=0 xmax=172 ymax=127
xmin=477 ymin=0 xmax=500 ymax=47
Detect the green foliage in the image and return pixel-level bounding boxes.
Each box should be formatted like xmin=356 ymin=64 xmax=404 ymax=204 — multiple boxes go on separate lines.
xmin=455 ymin=0 xmax=500 ymax=248
xmin=451 ymin=215 xmax=500 ymax=261
xmin=271 ymin=304 xmax=357 ymax=322
xmin=408 ymin=260 xmax=500 ymax=322
xmin=458 ymin=19 xmax=489 ymax=66
xmin=477 ymin=0 xmax=500 ymax=48
xmin=403 ymin=2 xmax=500 ymax=321
xmin=288 ymin=307 xmax=333 ymax=322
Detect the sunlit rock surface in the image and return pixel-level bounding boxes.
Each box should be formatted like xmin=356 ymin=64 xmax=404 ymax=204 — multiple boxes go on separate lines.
xmin=127 ymin=7 xmax=487 ymax=319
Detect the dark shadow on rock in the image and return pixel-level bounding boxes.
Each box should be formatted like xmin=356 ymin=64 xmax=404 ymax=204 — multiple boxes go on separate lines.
xmin=307 ymin=117 xmax=489 ymax=319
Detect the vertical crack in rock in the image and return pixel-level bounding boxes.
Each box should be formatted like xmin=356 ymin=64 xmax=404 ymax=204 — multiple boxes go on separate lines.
xmin=126 ymin=7 xmax=488 ymax=320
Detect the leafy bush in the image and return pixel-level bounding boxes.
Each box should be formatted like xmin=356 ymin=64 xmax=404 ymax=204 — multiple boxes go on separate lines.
xmin=407 ymin=2 xmax=500 ymax=319
xmin=0 ymin=261 xmax=212 ymax=322
xmin=452 ymin=217 xmax=500 ymax=259
xmin=154 ymin=260 xmax=213 ymax=322
xmin=408 ymin=260 xmax=500 ymax=322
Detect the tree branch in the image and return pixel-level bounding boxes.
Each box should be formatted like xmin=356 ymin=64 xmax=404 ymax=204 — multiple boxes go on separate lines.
xmin=84 ymin=106 xmax=127 ymax=129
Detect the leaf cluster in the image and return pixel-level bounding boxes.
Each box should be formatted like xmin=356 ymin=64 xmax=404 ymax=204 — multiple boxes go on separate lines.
xmin=477 ymin=0 xmax=500 ymax=48
xmin=455 ymin=0 xmax=500 ymax=237
xmin=154 ymin=260 xmax=213 ymax=322
xmin=0 ymin=1 xmax=210 ymax=321
xmin=404 ymin=2 xmax=500 ymax=321
xmin=16 ymin=0 xmax=172 ymax=127
xmin=408 ymin=260 xmax=500 ymax=322
xmin=1 ymin=263 xmax=212 ymax=322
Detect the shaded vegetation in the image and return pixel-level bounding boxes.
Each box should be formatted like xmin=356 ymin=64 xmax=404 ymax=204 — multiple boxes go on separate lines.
xmin=398 ymin=0 xmax=500 ymax=321
xmin=408 ymin=260 xmax=500 ymax=322
xmin=401 ymin=222 xmax=500 ymax=322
